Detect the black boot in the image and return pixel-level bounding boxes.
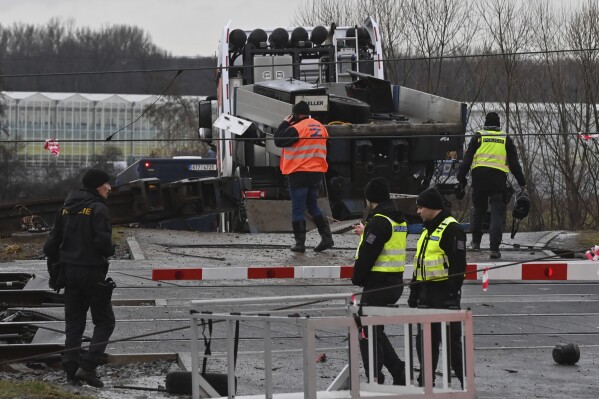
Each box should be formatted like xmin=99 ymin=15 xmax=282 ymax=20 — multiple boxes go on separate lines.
xmin=290 ymin=221 xmax=306 ymax=253
xmin=389 ymin=360 xmax=406 ymax=386
xmin=313 ymin=215 xmax=334 ymax=252
xmin=63 ymin=361 xmax=82 ymax=386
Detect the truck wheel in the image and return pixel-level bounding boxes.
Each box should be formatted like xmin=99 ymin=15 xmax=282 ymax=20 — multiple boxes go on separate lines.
xmin=328 ymin=95 xmax=370 ymax=124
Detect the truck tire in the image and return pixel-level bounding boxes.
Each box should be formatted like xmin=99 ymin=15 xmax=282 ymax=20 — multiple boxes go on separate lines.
xmin=328 ymin=95 xmax=370 ymax=124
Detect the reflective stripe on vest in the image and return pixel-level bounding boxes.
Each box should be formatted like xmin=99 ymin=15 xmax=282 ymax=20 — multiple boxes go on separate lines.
xmin=413 ymin=216 xmax=458 ymax=281
xmin=280 ymin=118 xmax=329 ymax=175
xmin=472 ymin=129 xmax=509 ymax=173
xmin=355 ymin=214 xmax=408 ymax=273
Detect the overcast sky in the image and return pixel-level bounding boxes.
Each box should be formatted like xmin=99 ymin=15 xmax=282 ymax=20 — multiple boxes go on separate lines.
xmin=0 ymin=0 xmax=303 ymax=57
xmin=0 ymin=0 xmax=584 ymax=58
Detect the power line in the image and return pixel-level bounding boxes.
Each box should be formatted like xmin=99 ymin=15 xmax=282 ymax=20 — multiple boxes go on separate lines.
xmin=105 ymin=70 xmax=182 ymax=141
xmin=2 ymin=131 xmax=598 ymax=145
xmin=0 ymin=46 xmax=598 ymax=80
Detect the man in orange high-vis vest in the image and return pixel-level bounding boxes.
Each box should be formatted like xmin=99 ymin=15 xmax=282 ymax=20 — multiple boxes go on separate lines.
xmin=456 ymin=112 xmax=526 ymax=259
xmin=274 ymin=101 xmax=334 ymax=253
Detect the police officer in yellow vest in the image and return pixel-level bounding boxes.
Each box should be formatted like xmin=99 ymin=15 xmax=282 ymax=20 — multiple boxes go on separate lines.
xmin=409 ymin=187 xmax=466 ymax=388
xmin=457 ymin=112 xmax=526 ymax=259
xmin=352 ymin=177 xmax=407 ymax=385
xmin=275 ymin=101 xmax=334 ymax=253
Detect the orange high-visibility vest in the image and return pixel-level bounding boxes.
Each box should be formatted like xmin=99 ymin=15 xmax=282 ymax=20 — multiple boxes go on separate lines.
xmin=280 ymin=118 xmax=329 ymax=175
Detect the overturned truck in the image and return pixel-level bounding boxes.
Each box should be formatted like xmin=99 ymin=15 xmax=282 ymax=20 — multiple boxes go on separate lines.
xmin=199 ymin=17 xmax=466 ymax=232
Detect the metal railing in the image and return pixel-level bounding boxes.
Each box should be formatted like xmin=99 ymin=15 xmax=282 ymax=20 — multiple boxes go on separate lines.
xmin=189 ymin=293 xmax=475 ymax=398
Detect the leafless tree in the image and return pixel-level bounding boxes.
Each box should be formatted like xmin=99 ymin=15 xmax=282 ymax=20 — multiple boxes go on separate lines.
xmin=145 ymin=96 xmax=209 ymax=158
xmin=476 ymin=0 xmax=533 ymax=131
xmin=403 ymin=0 xmax=477 ymax=94
xmin=293 ymin=0 xmax=357 ymax=27
xmin=294 ymin=0 xmax=408 ymax=83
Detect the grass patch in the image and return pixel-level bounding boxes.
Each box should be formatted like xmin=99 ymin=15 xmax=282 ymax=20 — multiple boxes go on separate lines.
xmin=575 ymin=230 xmax=599 ymax=248
xmin=0 ymin=380 xmax=95 ymax=399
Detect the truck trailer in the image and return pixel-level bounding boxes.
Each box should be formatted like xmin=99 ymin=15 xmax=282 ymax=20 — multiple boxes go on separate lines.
xmin=198 ymin=17 xmax=466 ymax=232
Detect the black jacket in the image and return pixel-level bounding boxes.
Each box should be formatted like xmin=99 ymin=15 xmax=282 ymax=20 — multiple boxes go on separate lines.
xmin=43 ymin=189 xmax=114 ymax=268
xmin=456 ymin=126 xmax=526 ymax=192
xmin=352 ymin=200 xmax=406 ymax=287
xmin=274 ymin=118 xmax=303 ymax=148
xmin=409 ymin=209 xmax=466 ymax=309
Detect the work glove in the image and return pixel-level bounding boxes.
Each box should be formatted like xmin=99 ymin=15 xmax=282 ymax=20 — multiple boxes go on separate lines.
xmin=97 ymin=277 xmax=117 ymax=302
xmin=408 ymin=286 xmax=420 ymax=308
xmin=408 ymin=297 xmax=418 ymax=308
xmin=455 ymin=181 xmax=466 ymax=200
xmin=407 ymin=284 xmax=419 ymax=308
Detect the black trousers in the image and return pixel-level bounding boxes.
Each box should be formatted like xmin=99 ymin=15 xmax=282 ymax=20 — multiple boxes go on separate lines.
xmin=471 ymin=188 xmax=506 ymax=251
xmin=415 ymin=320 xmax=464 ymax=386
xmin=359 ymin=284 xmax=404 ymax=383
xmin=63 ymin=266 xmax=115 ymax=372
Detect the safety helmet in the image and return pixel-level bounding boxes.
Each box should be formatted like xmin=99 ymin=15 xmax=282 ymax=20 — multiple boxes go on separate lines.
xmin=346 ymin=27 xmax=371 ymax=46
xmin=269 ymin=28 xmax=289 ymax=48
xmin=229 ymin=29 xmax=247 ymax=52
xmin=310 ymin=26 xmax=328 ymax=45
xmin=290 ymin=27 xmax=309 ymax=47
xmin=248 ymin=28 xmax=268 ymax=48
xmin=513 ymin=190 xmax=530 ymax=220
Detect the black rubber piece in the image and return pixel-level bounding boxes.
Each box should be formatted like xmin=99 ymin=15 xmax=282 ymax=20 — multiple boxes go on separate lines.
xmin=328 ymin=95 xmax=370 ymax=124
xmin=165 ymin=371 xmax=233 ymax=395
xmin=552 ymin=343 xmax=580 ymax=365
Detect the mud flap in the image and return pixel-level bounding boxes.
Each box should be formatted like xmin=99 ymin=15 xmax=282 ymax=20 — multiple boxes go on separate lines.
xmin=244 ymin=199 xmax=332 ymax=233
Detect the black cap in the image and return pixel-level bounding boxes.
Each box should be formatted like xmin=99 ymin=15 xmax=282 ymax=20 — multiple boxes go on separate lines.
xmin=292 ymin=101 xmax=310 ymax=115
xmin=364 ymin=177 xmax=390 ymax=203
xmin=416 ymin=187 xmax=444 ymax=210
xmin=82 ymin=169 xmax=110 ymax=191
xmin=484 ymin=112 xmax=500 ymax=128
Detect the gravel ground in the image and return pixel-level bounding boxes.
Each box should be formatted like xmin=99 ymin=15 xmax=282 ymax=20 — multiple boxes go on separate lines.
xmin=2 ymin=227 xmax=596 ymax=398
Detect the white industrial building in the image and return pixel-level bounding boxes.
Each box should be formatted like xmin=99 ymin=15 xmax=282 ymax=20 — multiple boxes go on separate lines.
xmin=1 ymin=92 xmax=164 ymax=166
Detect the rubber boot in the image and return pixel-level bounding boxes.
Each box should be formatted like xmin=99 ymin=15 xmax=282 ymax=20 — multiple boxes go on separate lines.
xmin=63 ymin=361 xmax=82 ymax=386
xmin=313 ymin=215 xmax=334 ymax=252
xmin=75 ymin=367 xmax=104 ymax=388
xmin=290 ymin=221 xmax=306 ymax=253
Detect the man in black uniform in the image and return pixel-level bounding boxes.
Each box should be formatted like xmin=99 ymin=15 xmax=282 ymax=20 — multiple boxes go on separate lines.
xmin=409 ymin=187 xmax=466 ymax=387
xmin=44 ymin=169 xmax=115 ymax=388
xmin=456 ymin=112 xmax=526 ymax=259
xmin=352 ymin=177 xmax=407 ymax=385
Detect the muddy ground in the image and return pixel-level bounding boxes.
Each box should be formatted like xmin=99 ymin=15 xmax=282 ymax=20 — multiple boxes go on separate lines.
xmin=0 ymin=227 xmax=131 ymax=262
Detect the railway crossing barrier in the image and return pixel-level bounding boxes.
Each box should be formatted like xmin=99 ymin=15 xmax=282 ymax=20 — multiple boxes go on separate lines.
xmin=155 ymin=260 xmax=599 ymax=282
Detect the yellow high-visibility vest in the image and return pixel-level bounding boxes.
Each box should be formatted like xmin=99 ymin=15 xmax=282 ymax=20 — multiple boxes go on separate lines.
xmin=355 ymin=214 xmax=407 ymax=272
xmin=413 ymin=216 xmax=458 ymax=281
xmin=472 ymin=129 xmax=509 ymax=173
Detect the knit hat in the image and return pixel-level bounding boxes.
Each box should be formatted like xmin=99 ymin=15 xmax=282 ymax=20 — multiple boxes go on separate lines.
xmin=484 ymin=112 xmax=500 ymax=128
xmin=364 ymin=177 xmax=390 ymax=203
xmin=82 ymin=169 xmax=110 ymax=191
xmin=416 ymin=187 xmax=444 ymax=210
xmin=292 ymin=100 xmax=310 ymax=115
